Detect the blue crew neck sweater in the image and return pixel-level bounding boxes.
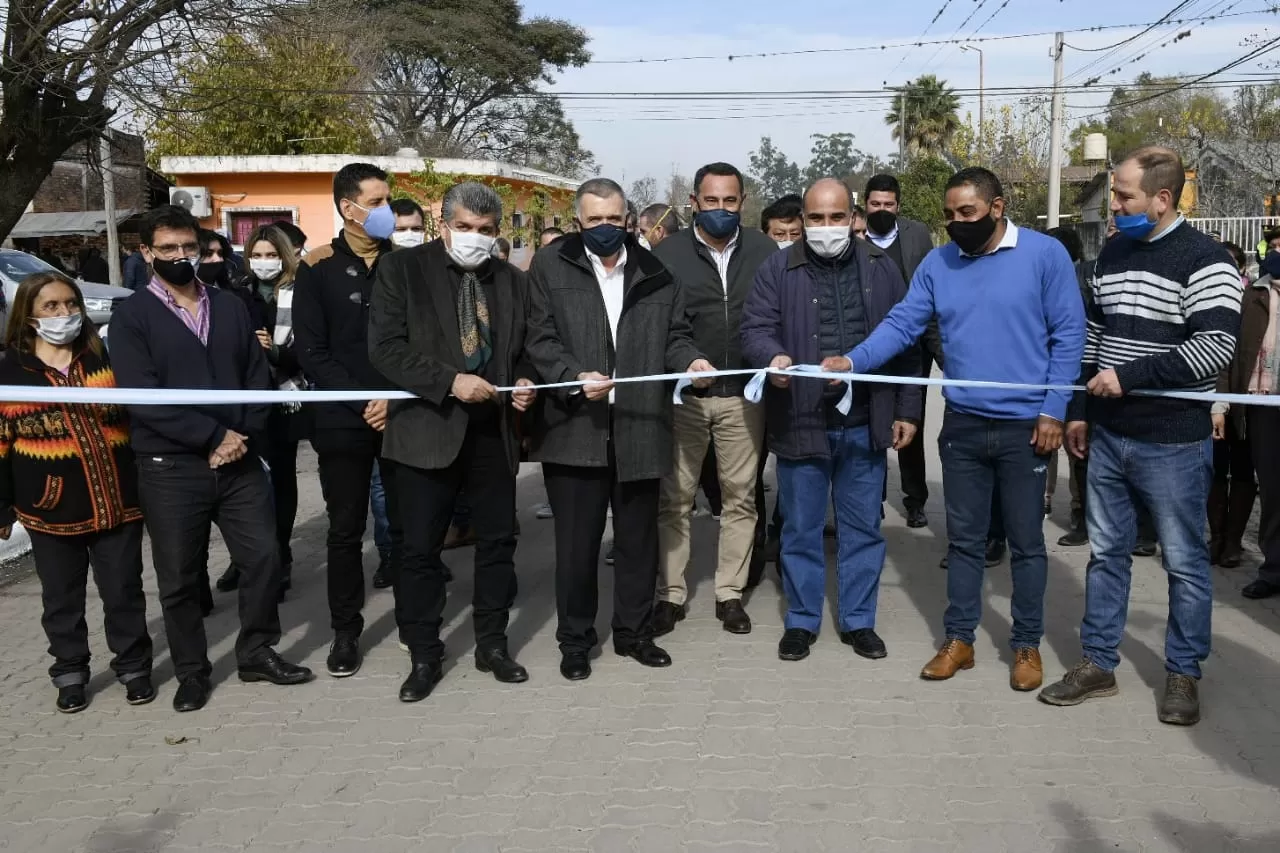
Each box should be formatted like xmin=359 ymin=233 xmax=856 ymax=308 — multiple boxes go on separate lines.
xmin=848 ymin=223 xmax=1086 ymax=421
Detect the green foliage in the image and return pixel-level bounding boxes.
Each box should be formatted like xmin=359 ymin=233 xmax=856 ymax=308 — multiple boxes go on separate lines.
xmin=148 ymin=31 xmax=376 ymax=160
xmin=886 ymin=75 xmax=962 ymax=159
xmin=1066 ymin=73 xmax=1231 ymax=164
xmin=898 ymin=156 xmax=955 ymax=235
xmin=393 ymin=161 xmax=573 ymax=244
xmin=748 ymin=136 xmax=803 ymax=200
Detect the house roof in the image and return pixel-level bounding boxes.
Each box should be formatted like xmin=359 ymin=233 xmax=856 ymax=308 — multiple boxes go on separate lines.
xmin=1196 ymin=139 xmax=1280 ymax=180
xmin=9 ymin=210 xmax=137 ymax=239
xmin=158 ymin=155 xmax=579 ymax=191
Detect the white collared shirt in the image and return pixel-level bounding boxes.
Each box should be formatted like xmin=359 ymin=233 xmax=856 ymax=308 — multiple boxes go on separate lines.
xmin=1147 ymin=214 xmax=1186 ymax=243
xmin=958 ymin=220 xmax=1020 ymax=257
xmin=694 ymin=227 xmax=739 ymax=291
xmin=868 ymin=224 xmax=899 ymax=250
xmin=585 ymin=245 xmax=627 ymax=404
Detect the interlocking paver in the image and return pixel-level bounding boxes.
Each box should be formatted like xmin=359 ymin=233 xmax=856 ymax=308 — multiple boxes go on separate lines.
xmin=2 ymin=390 xmax=1280 ymax=853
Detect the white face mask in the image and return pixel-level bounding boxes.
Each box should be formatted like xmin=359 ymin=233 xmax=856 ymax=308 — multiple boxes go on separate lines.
xmin=250 ymin=258 xmax=283 ymax=281
xmin=33 ymin=313 xmax=83 ymax=346
xmin=446 ymin=229 xmax=496 ymax=270
xmin=775 ymin=240 xmax=794 ymax=251
xmin=637 ymin=235 xmax=652 ymax=251
xmin=391 ymin=230 xmax=425 ymax=249
xmin=805 ymin=226 xmax=852 ymax=259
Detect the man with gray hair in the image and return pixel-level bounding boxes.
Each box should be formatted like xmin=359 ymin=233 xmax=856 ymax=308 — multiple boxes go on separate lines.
xmin=525 ymin=177 xmax=714 ymax=681
xmin=369 ymin=181 xmax=539 ymax=702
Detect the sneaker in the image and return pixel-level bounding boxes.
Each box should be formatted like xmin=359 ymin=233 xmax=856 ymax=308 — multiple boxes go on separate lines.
xmin=1158 ymin=672 xmax=1200 ymax=726
xmin=1038 ymin=659 xmax=1118 ymax=706
xmin=535 ymin=503 xmax=554 ymax=520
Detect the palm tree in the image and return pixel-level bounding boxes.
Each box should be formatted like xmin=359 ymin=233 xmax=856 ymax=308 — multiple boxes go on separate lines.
xmin=886 ymin=75 xmax=962 ymax=159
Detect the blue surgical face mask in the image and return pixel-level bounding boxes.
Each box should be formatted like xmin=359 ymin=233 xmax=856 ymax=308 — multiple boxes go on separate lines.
xmin=581 ymin=223 xmax=627 ymax=257
xmin=350 ymin=201 xmax=396 ymax=241
xmin=695 ymin=208 xmax=740 ymax=240
xmin=1113 ymin=212 xmax=1157 ymax=240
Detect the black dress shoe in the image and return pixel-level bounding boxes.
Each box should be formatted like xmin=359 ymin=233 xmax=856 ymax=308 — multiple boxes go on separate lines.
xmin=1132 ymin=539 xmax=1157 ymax=558
xmin=215 ymin=566 xmax=241 ymax=592
xmin=840 ymin=628 xmax=887 ymax=660
xmin=559 ymin=652 xmax=591 ymax=681
xmin=985 ymin=538 xmax=1006 ymax=567
xmin=326 ymin=633 xmax=362 ymax=678
xmin=371 ymin=556 xmax=393 ymax=589
xmin=399 ymin=660 xmax=444 ymax=702
xmin=1057 ymin=527 xmax=1089 ymax=547
xmin=475 ymin=647 xmax=529 ymax=683
xmin=906 ymin=507 xmax=928 ymax=528
xmin=651 ymin=601 xmax=686 ymax=637
xmin=173 ymin=676 xmax=211 ymax=713
xmin=56 ymin=684 xmax=88 ymax=714
xmin=778 ymin=628 xmax=816 ymax=661
xmin=1243 ymin=579 xmax=1280 ymax=600
xmin=716 ymin=599 xmax=752 ymax=634
xmin=238 ymin=650 xmax=314 ymax=685
xmin=125 ymin=675 xmax=156 ymax=705
xmin=615 ymin=640 xmax=672 ymax=668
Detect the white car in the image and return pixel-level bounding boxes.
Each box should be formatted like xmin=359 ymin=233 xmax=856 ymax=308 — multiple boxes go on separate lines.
xmin=0 ymin=248 xmax=133 ymax=331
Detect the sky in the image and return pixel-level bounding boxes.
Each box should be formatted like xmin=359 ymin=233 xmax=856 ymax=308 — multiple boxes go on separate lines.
xmin=521 ymin=0 xmax=1280 ymax=184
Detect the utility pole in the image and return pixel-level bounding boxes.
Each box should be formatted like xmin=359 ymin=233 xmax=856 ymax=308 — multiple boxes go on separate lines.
xmin=100 ymin=130 xmax=122 ymax=286
xmin=1046 ymin=31 xmax=1065 ymax=229
xmin=961 ymin=45 xmax=985 ymax=157
xmin=899 ymin=89 xmax=907 ymax=170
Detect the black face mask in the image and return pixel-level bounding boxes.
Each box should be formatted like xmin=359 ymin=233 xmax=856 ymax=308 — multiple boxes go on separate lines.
xmin=152 ymin=257 xmax=197 ymax=287
xmin=867 ymin=209 xmax=897 ymax=236
xmin=196 ymin=261 xmax=225 ymax=285
xmin=946 ymin=215 xmax=999 ymax=255
xmin=581 ymin=223 xmax=628 ymax=257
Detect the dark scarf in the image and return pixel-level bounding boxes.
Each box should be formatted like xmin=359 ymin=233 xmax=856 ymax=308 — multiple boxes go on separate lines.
xmin=457 ymin=270 xmax=492 ymax=372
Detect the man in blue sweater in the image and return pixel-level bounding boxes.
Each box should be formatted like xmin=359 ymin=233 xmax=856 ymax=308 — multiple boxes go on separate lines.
xmin=1040 ymin=147 xmax=1241 ymax=726
xmin=822 ymin=167 xmax=1086 ymax=691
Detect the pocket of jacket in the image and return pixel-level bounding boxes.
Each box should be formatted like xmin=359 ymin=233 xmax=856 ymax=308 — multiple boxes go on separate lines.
xmin=33 ymin=475 xmax=64 ymax=511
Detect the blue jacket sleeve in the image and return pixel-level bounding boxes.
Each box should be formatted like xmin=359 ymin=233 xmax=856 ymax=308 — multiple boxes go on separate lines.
xmin=848 ymin=261 xmax=936 ymax=372
xmin=740 ymin=257 xmax=787 ymax=368
xmin=1040 ymin=243 xmax=1087 ymax=422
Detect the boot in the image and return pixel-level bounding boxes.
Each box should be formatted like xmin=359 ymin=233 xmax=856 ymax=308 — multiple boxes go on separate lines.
xmin=1207 ymin=479 xmax=1229 ymax=566
xmin=1220 ymin=479 xmax=1258 ymax=568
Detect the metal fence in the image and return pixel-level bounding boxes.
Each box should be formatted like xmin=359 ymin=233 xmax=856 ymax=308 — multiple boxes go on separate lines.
xmin=1187 ymin=217 xmax=1280 ymax=260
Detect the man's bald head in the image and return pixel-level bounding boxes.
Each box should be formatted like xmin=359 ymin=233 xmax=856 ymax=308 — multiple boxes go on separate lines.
xmin=803 ymin=178 xmax=854 ymax=228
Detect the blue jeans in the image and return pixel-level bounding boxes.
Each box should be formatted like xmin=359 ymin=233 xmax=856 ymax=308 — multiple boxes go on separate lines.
xmin=939 ymin=410 xmax=1049 ymax=648
xmin=370 ymin=462 xmax=391 ymax=558
xmin=1081 ymin=426 xmax=1213 ymax=678
xmin=776 ymin=425 xmax=887 ymax=634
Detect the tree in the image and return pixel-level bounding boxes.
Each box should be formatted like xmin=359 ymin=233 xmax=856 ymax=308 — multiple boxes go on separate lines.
xmin=367 ymin=0 xmax=590 ymax=169
xmin=898 ymin=156 xmax=955 ymax=237
xmin=886 ymin=75 xmax=962 ymax=160
xmin=805 ymin=133 xmax=892 ymax=197
xmin=148 ymin=29 xmax=377 ymax=159
xmin=748 ymin=137 xmax=803 ymax=201
xmin=949 ymin=101 xmax=1062 ymax=224
xmin=1067 ymin=73 xmax=1232 ymax=164
xmin=667 ymin=173 xmax=692 ymax=208
xmin=0 ymin=0 xmax=275 ymax=240
xmin=629 ymin=177 xmax=658 ymax=208
xmin=473 ymin=93 xmax=597 ymax=178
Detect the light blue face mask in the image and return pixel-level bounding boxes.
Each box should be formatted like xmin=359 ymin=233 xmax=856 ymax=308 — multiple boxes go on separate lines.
xmin=1113 ymin=212 xmax=1157 ymax=240
xmin=351 ymin=201 xmax=396 ymax=241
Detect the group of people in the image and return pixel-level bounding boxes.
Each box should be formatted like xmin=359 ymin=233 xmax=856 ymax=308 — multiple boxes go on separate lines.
xmin=2 ymin=144 xmax=1268 ymax=730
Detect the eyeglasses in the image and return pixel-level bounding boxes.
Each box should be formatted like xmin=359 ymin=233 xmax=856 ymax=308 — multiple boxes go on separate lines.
xmin=150 ymin=242 xmax=200 ymax=258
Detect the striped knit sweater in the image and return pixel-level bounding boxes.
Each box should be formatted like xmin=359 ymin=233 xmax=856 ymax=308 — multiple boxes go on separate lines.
xmin=1067 ymin=220 xmax=1242 ymax=443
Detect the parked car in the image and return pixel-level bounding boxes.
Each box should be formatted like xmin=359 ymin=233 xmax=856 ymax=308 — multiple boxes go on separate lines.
xmin=0 ymin=248 xmax=133 ymax=331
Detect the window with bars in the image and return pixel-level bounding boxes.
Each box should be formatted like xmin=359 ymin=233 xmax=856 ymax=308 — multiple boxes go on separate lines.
xmin=229 ymin=211 xmax=294 ymax=246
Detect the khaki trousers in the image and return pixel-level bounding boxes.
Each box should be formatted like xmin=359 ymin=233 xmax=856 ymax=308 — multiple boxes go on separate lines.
xmin=657 ymin=395 xmax=764 ymax=605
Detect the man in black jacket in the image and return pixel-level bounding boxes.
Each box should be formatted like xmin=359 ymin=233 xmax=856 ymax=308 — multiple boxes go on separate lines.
xmin=294 ymin=162 xmax=403 ymax=680
xmin=526 ymin=177 xmax=713 ymax=681
xmin=863 ymin=174 xmax=938 ymax=529
xmin=110 ymin=205 xmax=313 ymax=713
xmin=369 ymin=182 xmax=538 ymax=701
xmin=651 ymin=162 xmax=775 ymax=636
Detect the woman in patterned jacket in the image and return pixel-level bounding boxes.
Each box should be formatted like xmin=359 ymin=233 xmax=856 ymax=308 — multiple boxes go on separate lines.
xmin=0 ymin=272 xmax=153 ymax=713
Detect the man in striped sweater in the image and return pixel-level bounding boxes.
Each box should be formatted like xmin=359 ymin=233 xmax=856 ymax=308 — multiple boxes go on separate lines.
xmin=1040 ymin=147 xmax=1241 ymax=726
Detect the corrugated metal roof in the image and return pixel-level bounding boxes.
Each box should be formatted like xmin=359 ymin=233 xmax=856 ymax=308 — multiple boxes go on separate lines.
xmin=8 ymin=209 xmax=137 ymax=239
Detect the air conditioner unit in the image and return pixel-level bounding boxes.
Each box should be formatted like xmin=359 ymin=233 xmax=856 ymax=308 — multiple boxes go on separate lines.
xmin=169 ymin=186 xmax=212 ymax=217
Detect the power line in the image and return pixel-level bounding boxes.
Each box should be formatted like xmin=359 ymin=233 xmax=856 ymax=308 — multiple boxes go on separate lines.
xmin=1064 ymin=0 xmax=1197 ymax=52
xmin=1067 ymin=0 xmax=1237 ymax=85
xmin=882 ymin=0 xmax=962 ymax=83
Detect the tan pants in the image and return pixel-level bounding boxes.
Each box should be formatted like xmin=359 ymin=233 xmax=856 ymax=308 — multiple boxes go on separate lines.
xmin=658 ymin=395 xmax=764 ymax=605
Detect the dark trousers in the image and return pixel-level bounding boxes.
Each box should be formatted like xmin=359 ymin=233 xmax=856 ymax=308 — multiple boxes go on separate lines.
xmin=265 ymin=432 xmax=299 ymax=568
xmin=1250 ymin=408 xmax=1280 ymax=585
xmin=899 ymin=343 xmax=944 ymax=511
xmin=544 ymin=448 xmax=660 ymax=654
xmin=138 ymin=455 xmax=281 ymax=678
xmin=939 ymin=410 xmax=1048 ymax=648
xmin=316 ymin=440 xmax=402 ymax=636
xmin=395 ymin=418 xmax=517 ymax=662
xmin=29 ymin=521 xmax=152 ymax=687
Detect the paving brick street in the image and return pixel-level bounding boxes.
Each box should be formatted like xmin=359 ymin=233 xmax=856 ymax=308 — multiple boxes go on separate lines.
xmin=2 ymin=389 xmax=1280 ymax=853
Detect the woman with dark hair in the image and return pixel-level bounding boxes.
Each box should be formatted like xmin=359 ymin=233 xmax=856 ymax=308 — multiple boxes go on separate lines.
xmin=195 ymin=229 xmax=237 ymax=290
xmin=0 ymin=272 xmax=153 ymax=713
xmin=213 ymin=225 xmax=307 ymax=598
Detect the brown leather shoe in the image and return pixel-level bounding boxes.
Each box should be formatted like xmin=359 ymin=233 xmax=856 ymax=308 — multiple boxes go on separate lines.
xmin=920 ymin=639 xmax=974 ymax=680
xmin=1011 ymin=647 xmax=1043 ymax=691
